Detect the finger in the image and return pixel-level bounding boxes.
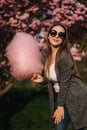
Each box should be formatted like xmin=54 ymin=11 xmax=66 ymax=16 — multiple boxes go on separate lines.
xmin=31 ymin=77 xmax=34 ymax=80
xmin=52 ymin=114 xmax=55 ymax=118
xmin=61 ymin=115 xmax=64 ymax=120
xmin=54 ymin=115 xmax=62 ymax=124
xmin=55 ymin=119 xmax=61 ymax=124
xmin=31 ymin=74 xmax=37 ymax=80
xmin=52 ymin=114 xmax=56 ymax=119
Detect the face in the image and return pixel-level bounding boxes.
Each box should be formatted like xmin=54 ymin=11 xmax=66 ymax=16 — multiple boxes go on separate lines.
xmin=48 ymin=25 xmax=66 ymax=48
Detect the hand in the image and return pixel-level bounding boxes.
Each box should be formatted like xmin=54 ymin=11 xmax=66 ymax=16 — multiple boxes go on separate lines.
xmin=53 ymin=106 xmax=64 ymax=124
xmin=31 ymin=73 xmax=44 ymax=83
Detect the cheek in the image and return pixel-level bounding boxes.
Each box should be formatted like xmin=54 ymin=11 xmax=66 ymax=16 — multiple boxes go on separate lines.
xmin=48 ymin=36 xmax=52 ymax=43
xmin=48 ymin=35 xmax=51 ymax=40
xmin=59 ymin=39 xmax=63 ymax=44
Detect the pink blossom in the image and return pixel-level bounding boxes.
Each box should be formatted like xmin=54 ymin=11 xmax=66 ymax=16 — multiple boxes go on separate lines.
xmin=38 ymin=43 xmax=47 ymax=50
xmin=54 ymin=16 xmax=61 ymax=22
xmin=62 ymin=0 xmax=75 ymax=5
xmin=78 ymin=16 xmax=84 ymax=21
xmin=52 ymin=0 xmax=58 ymax=3
xmin=10 ymin=23 xmax=21 ymax=28
xmin=29 ymin=19 xmax=40 ymax=29
xmin=81 ymin=51 xmax=87 ymax=57
xmin=49 ymin=1 xmax=58 ymax=6
xmin=64 ymin=10 xmax=71 ymax=14
xmin=72 ymin=14 xmax=79 ymax=20
xmin=21 ymin=23 xmax=27 ymax=28
xmin=53 ymin=8 xmax=61 ymax=15
xmin=42 ymin=0 xmax=47 ymax=2
xmin=84 ymin=8 xmax=87 ymax=11
xmin=61 ymin=20 xmax=70 ymax=26
xmin=0 ymin=0 xmax=6 ymax=4
xmin=70 ymin=46 xmax=82 ymax=61
xmin=26 ymin=6 xmax=39 ymax=13
xmin=75 ymin=10 xmax=82 ymax=15
xmin=76 ymin=2 xmax=85 ymax=9
xmin=19 ymin=13 xmax=30 ymax=21
xmin=42 ymin=20 xmax=52 ymax=27
xmin=70 ymin=46 xmax=79 ymax=54
xmin=9 ymin=17 xmax=18 ymax=24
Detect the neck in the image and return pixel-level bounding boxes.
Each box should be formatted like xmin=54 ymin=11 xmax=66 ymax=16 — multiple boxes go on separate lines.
xmin=51 ymin=45 xmax=59 ymax=55
xmin=50 ymin=46 xmax=59 ymax=64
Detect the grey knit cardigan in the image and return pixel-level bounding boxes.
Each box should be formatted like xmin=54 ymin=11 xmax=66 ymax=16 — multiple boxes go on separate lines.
xmin=42 ymin=49 xmax=87 ymax=129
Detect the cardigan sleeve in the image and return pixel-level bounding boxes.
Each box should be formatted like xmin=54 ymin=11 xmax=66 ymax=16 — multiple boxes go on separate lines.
xmin=58 ymin=50 xmax=74 ymax=106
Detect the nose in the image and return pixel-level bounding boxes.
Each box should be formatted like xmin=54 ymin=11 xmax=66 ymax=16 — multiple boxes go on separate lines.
xmin=55 ymin=33 xmax=59 ymax=38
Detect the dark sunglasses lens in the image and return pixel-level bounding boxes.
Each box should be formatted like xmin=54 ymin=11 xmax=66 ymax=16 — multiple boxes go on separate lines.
xmin=59 ymin=32 xmax=65 ymax=38
xmin=50 ymin=30 xmax=65 ymax=38
xmin=50 ymin=30 xmax=57 ymax=36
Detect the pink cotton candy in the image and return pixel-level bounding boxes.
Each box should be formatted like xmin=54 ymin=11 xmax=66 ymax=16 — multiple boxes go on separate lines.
xmin=6 ymin=32 xmax=43 ymax=81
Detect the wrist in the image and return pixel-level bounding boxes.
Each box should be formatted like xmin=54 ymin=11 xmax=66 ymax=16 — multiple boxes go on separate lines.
xmin=57 ymin=106 xmax=64 ymax=109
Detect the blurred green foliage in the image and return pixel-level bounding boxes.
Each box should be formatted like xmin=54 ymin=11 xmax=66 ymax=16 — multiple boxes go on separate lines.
xmin=10 ymin=96 xmax=51 ymax=130
xmin=0 ymin=78 xmax=87 ymax=130
xmin=0 ymin=81 xmax=53 ymax=130
xmin=76 ymin=57 xmax=87 ymax=83
xmin=78 ymin=32 xmax=87 ymax=51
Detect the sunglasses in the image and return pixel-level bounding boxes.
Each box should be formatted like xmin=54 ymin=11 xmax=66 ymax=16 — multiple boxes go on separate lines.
xmin=49 ymin=30 xmax=66 ymax=39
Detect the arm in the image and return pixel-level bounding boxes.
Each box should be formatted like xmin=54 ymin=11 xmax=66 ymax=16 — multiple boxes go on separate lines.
xmin=31 ymin=49 xmax=48 ymax=84
xmin=58 ymin=51 xmax=74 ymax=106
xmin=53 ymin=51 xmax=74 ymax=123
xmin=0 ymin=83 xmax=13 ymax=96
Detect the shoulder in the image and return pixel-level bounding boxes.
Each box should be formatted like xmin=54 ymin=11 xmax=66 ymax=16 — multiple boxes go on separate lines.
xmin=61 ymin=49 xmax=70 ymax=58
xmin=59 ymin=49 xmax=74 ymax=68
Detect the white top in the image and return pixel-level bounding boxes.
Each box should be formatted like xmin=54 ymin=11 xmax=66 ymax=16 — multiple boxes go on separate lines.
xmin=49 ymin=63 xmax=60 ymax=92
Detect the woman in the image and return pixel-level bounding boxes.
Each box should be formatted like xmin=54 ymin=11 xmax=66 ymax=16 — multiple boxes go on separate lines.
xmin=31 ymin=23 xmax=87 ymax=130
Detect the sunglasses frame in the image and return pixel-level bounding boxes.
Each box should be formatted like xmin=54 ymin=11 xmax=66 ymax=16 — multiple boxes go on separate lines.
xmin=49 ymin=30 xmax=66 ymax=39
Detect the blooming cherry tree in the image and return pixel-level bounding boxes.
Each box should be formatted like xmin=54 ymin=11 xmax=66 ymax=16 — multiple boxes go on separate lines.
xmin=0 ymin=0 xmax=87 ymax=87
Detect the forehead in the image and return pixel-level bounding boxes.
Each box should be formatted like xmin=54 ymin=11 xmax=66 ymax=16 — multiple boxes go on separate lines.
xmin=52 ymin=25 xmax=65 ymax=33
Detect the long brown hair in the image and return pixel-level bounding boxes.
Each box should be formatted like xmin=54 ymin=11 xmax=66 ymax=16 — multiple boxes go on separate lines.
xmin=45 ymin=23 xmax=77 ymax=77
